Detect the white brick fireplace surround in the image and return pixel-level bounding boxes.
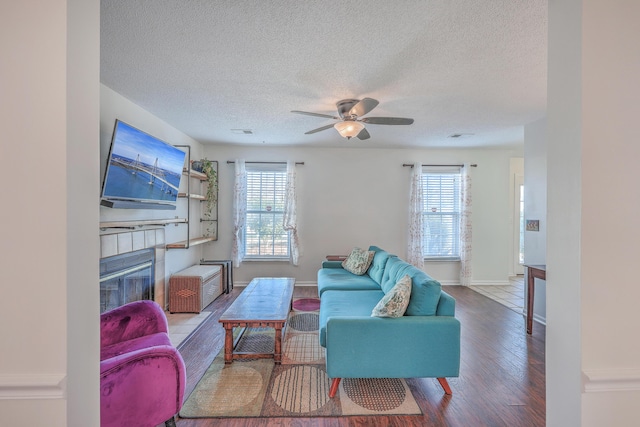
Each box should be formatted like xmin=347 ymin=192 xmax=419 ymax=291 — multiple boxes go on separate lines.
xmin=100 ymin=228 xmax=167 ymax=308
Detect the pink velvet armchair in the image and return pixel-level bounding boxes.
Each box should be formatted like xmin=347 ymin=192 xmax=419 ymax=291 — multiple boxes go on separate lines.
xmin=100 ymin=300 xmax=186 ymax=427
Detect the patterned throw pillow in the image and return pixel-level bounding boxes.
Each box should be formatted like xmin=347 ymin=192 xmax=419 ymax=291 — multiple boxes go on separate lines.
xmin=371 ymin=274 xmax=412 ymax=318
xmin=342 ymin=247 xmax=375 ymax=275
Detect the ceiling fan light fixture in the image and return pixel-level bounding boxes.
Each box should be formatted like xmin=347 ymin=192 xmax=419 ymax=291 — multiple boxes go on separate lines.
xmin=334 ymin=121 xmax=365 ymax=139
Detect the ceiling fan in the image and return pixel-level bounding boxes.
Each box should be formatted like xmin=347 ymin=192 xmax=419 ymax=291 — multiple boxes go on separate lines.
xmin=291 ymin=98 xmax=414 ymax=140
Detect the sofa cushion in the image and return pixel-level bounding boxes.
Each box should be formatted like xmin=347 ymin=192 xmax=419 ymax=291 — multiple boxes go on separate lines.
xmin=380 ymin=257 xmax=442 ymax=316
xmin=380 ymin=257 xmax=415 ymax=293
xmin=371 ymin=274 xmax=412 ymax=318
xmin=317 ymin=268 xmax=381 ymax=296
xmin=342 ymin=247 xmax=375 ymax=275
xmin=319 ymin=289 xmax=385 ymax=347
xmin=366 ymin=246 xmax=395 ymax=285
xmin=405 ymin=270 xmax=442 ymax=316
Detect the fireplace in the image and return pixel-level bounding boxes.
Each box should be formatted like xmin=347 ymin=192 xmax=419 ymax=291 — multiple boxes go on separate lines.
xmin=99 ymin=248 xmax=155 ymax=313
xmin=100 ymin=228 xmax=167 ymax=311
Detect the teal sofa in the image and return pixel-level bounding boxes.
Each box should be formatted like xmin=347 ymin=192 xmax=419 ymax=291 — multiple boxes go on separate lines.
xmin=317 ymin=246 xmax=461 ymax=397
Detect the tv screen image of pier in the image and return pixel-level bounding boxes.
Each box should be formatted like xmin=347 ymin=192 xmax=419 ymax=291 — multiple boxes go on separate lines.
xmin=103 ymin=121 xmax=186 ymax=203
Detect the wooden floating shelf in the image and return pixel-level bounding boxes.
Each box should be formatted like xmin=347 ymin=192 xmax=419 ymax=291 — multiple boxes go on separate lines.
xmin=178 ymin=192 xmax=206 ymax=200
xmin=166 ymin=236 xmax=216 ymax=250
xmin=183 ymin=168 xmax=208 ymax=181
xmin=100 ymin=218 xmax=187 ymax=229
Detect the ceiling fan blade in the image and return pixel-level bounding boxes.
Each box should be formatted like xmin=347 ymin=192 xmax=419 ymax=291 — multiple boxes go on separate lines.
xmin=291 ymin=110 xmax=340 ymax=120
xmin=356 ymin=128 xmax=371 ymax=140
xmin=349 ymin=98 xmax=379 ymax=117
xmin=360 ymin=117 xmax=414 ymax=125
xmin=304 ymin=124 xmax=336 ymax=134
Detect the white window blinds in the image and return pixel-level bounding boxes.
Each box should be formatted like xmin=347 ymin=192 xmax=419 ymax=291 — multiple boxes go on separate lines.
xmin=244 ymin=164 xmax=290 ymax=258
xmin=421 ymin=168 xmax=461 ymax=259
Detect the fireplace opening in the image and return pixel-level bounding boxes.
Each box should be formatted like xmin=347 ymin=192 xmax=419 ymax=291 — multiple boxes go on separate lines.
xmin=99 ymin=248 xmax=155 ymax=313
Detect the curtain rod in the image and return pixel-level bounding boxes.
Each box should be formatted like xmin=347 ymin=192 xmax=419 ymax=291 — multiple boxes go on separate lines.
xmin=402 ymin=163 xmax=477 ymax=168
xmin=226 ymin=161 xmax=304 ymax=165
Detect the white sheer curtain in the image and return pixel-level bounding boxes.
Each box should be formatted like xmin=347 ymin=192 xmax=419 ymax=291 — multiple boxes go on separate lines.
xmin=459 ymin=163 xmax=473 ymax=286
xmin=407 ymin=162 xmax=424 ymax=268
xmin=283 ymin=160 xmax=300 ymax=265
xmin=232 ymin=159 xmax=247 ymax=266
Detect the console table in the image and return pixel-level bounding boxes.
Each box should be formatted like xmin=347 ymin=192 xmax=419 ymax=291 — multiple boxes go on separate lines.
xmin=524 ymin=264 xmax=546 ymax=334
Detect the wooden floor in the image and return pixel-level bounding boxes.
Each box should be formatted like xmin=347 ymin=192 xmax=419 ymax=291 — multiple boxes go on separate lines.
xmin=174 ymin=285 xmax=545 ymax=427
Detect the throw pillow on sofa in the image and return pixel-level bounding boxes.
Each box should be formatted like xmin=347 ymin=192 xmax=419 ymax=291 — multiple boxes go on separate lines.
xmin=371 ymin=274 xmax=412 ymax=318
xmin=342 ymin=247 xmax=375 ymax=275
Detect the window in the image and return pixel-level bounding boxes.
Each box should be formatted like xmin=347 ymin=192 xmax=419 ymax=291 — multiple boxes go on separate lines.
xmin=422 ymin=169 xmax=461 ymax=259
xmin=244 ymin=164 xmax=290 ymax=259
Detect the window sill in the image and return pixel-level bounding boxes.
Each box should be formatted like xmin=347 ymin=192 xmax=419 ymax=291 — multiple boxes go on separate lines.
xmin=424 ymin=257 xmax=461 ymax=262
xmin=243 ymin=257 xmax=290 ymax=262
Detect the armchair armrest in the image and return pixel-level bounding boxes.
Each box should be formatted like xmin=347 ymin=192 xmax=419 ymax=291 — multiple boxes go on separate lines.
xmin=100 ymin=300 xmax=168 ymax=348
xmin=100 ymin=345 xmax=186 ymax=427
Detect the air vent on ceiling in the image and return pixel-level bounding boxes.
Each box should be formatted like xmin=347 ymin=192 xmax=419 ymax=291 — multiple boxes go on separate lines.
xmin=449 ymin=133 xmax=474 ymax=138
xmin=231 ymin=129 xmax=253 ymax=135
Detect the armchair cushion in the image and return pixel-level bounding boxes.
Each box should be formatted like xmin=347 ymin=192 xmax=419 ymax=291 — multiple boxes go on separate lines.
xmin=101 ymin=300 xmax=168 ymax=348
xmin=101 ymin=332 xmax=171 ymax=361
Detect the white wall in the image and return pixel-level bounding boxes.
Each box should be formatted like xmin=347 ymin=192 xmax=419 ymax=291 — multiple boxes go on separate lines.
xmin=201 ymin=145 xmax=522 ymax=286
xmin=580 ymin=0 xmax=640 ymax=424
xmin=100 ymin=85 xmax=207 ymax=281
xmin=524 ymin=118 xmax=547 ymax=324
xmin=548 ymin=1 xmax=640 ymax=425
xmin=0 ymin=0 xmax=100 ymax=426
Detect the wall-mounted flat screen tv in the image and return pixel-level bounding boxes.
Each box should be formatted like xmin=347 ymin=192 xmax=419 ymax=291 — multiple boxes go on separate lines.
xmin=101 ymin=120 xmax=187 ymax=210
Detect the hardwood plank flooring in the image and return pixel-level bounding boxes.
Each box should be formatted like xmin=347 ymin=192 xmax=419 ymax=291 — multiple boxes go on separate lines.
xmin=174 ymin=286 xmax=545 ymax=427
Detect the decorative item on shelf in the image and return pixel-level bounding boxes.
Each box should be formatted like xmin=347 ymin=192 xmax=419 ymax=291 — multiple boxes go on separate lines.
xmin=200 ymin=158 xmax=218 ymax=238
xmin=191 ymin=160 xmax=204 ymax=173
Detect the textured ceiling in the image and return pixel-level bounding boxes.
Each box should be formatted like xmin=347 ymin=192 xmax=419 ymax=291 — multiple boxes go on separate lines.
xmin=101 ymin=0 xmax=547 ymax=149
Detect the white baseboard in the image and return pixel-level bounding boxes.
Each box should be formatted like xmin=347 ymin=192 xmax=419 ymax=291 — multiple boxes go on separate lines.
xmin=292 ymin=281 xmax=316 ymax=287
xmin=532 ymin=312 xmax=546 ymax=326
xmin=470 ymin=280 xmax=511 ymax=286
xmin=0 ymin=374 xmax=66 ymax=400
xmin=583 ymin=369 xmax=640 ymax=393
xmin=441 ymin=280 xmax=511 ymax=286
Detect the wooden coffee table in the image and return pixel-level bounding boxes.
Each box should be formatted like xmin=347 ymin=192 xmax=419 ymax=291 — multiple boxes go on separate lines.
xmin=219 ymin=277 xmax=295 ymax=364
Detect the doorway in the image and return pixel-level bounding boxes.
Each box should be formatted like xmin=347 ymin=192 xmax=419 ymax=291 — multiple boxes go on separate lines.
xmin=513 ymin=174 xmax=524 ymax=275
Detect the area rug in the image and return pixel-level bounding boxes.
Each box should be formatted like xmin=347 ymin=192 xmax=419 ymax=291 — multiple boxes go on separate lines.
xmin=179 ymin=298 xmax=422 ymax=418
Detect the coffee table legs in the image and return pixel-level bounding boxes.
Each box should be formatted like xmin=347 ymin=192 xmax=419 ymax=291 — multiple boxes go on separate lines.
xmin=274 ymin=324 xmax=283 ymax=364
xmin=222 ymin=321 xmax=286 ymax=364
xmin=223 ymin=324 xmax=234 ymax=364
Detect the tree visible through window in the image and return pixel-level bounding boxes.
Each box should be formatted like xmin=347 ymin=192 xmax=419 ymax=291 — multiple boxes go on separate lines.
xmin=422 ymin=170 xmax=461 ymax=259
xmin=244 ymin=165 xmax=290 ymax=259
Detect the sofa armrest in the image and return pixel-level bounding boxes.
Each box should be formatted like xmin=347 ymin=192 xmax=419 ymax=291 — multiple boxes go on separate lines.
xmin=100 ymin=300 xmax=169 ymax=348
xmin=324 ymin=315 xmax=460 ymax=379
xmin=436 ymin=291 xmax=456 ymax=316
xmin=321 ymin=260 xmax=344 ymax=269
